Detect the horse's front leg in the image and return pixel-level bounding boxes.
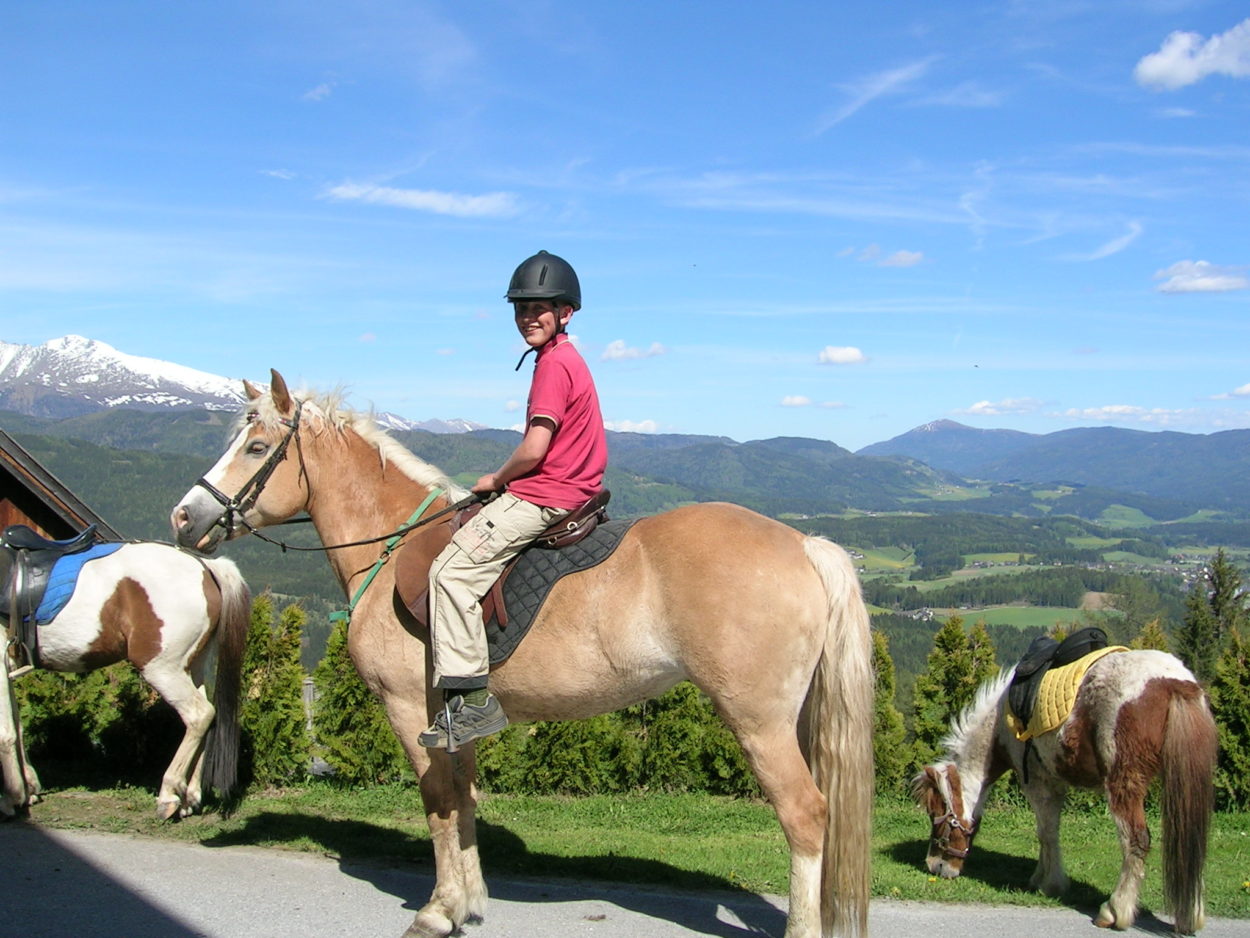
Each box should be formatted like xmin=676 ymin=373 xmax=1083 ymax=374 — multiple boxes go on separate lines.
xmin=1094 ymin=781 xmax=1150 ymax=930
xmin=385 ymin=698 xmax=487 ymax=938
xmin=1022 ymin=778 xmax=1070 ymax=897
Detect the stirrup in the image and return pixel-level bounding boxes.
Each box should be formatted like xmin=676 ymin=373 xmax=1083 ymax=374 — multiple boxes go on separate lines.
xmin=442 ymin=697 xmax=459 ymax=755
xmin=6 ymin=640 xmax=34 ymax=679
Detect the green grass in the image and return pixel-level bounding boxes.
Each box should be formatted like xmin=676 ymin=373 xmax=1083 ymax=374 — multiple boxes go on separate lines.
xmin=932 ymin=606 xmax=1116 ymax=630
xmin=22 ymin=783 xmax=1250 ymax=918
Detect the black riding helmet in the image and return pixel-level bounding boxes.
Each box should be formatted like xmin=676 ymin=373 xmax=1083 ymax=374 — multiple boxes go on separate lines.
xmin=505 ymin=250 xmax=581 ymax=311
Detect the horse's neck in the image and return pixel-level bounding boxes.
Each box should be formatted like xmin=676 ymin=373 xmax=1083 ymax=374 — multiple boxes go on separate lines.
xmin=303 ymin=427 xmax=444 ymax=589
xmin=947 ymin=688 xmax=1009 ymax=813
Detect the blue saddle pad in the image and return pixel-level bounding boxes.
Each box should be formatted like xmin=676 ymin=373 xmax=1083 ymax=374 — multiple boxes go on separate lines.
xmin=35 ymin=543 xmax=126 ymax=623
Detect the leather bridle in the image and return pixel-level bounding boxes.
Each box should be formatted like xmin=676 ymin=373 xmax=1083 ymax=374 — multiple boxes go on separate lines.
xmin=192 ymin=402 xmax=305 ymax=544
xmin=930 ymin=810 xmax=979 ymax=861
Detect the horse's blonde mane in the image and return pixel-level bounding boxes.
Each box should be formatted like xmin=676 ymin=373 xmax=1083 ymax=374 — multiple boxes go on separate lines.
xmin=244 ymin=385 xmax=469 ymax=498
xmin=940 ymin=667 xmax=1013 ymax=758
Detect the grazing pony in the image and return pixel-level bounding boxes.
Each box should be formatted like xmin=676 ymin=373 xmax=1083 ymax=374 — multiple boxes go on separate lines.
xmin=1 ymin=544 xmax=250 ymax=819
xmin=170 ymin=371 xmax=875 ymax=938
xmin=912 ymin=649 xmax=1216 ymax=934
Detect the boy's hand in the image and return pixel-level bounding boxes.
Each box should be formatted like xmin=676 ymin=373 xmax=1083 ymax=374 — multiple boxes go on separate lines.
xmin=471 ymin=473 xmax=502 ymax=494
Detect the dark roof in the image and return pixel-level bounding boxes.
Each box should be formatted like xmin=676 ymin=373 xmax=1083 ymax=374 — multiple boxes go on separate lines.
xmin=0 ymin=429 xmax=123 ymax=539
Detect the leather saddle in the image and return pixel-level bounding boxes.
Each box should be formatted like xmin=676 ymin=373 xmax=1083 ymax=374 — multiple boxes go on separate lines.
xmin=395 ymin=490 xmax=633 ymax=665
xmin=1 ymin=524 xmax=101 ymax=671
xmin=1007 ymin=626 xmax=1109 ymax=730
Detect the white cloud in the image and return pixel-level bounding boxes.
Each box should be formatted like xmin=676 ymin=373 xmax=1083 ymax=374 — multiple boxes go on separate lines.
xmin=879 ymin=250 xmax=924 ymax=267
xmin=818 ymin=346 xmax=867 ymax=365
xmin=1211 ymin=383 xmax=1250 ymax=400
xmin=303 ymin=81 xmax=336 ymax=102
xmin=358 ymin=332 xmax=376 ymax=343
xmin=1154 ymin=260 xmax=1250 ymax=293
xmin=782 ymin=395 xmax=844 ymax=409
xmin=504 ymin=400 xmax=521 ymax=412
xmin=1056 ymin=404 xmax=1192 ymax=426
xmin=915 ymin=81 xmax=1005 ymax=108
xmin=957 ymin=398 xmax=1045 ymax=416
xmin=261 ymin=169 xmax=296 ymax=181
xmin=601 ymin=339 xmax=666 ymax=361
xmin=1082 ymin=221 xmax=1143 ymax=261
xmin=325 ymin=182 xmax=519 ymax=218
xmin=1134 ymin=18 xmax=1250 ymax=90
xmin=813 ymin=56 xmax=938 ymax=133
xmin=604 ymin=418 xmax=658 ymax=433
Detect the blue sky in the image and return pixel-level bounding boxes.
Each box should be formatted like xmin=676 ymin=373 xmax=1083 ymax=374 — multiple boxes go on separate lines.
xmin=2 ymin=2 xmax=1248 ymax=450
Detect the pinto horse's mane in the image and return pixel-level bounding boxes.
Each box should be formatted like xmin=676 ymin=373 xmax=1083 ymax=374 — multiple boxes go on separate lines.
xmin=939 ymin=667 xmax=1013 ymax=759
xmin=244 ymin=386 xmax=469 ymax=500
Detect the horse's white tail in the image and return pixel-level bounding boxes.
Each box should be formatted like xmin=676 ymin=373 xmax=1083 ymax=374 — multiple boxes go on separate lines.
xmin=802 ymin=536 xmax=874 ymax=938
xmin=1161 ymin=685 xmax=1217 ymax=935
xmin=201 ymin=557 xmax=251 ymax=797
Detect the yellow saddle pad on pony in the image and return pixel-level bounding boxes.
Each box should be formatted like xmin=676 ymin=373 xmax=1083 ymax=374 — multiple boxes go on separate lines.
xmin=1007 ymin=645 xmax=1128 ymax=741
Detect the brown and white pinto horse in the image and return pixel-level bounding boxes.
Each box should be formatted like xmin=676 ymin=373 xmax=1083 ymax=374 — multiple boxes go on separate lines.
xmin=913 ymin=649 xmax=1216 ymax=934
xmin=1 ymin=545 xmax=250 ymax=820
xmin=170 ymin=371 xmax=875 ymax=938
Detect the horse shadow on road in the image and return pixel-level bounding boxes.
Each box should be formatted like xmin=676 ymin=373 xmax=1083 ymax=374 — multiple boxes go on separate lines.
xmin=883 ymin=838 xmax=1180 ymax=937
xmin=204 ymin=811 xmax=788 ymax=937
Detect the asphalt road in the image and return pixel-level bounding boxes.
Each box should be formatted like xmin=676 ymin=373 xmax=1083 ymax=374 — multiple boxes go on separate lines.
xmin=2 ymin=822 xmax=1244 ymax=938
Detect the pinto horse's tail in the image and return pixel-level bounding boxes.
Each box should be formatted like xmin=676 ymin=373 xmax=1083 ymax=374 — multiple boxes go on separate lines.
xmin=1161 ymin=683 xmax=1217 ymax=935
xmin=201 ymin=557 xmax=251 ymax=797
xmin=802 ymin=536 xmax=874 ymax=938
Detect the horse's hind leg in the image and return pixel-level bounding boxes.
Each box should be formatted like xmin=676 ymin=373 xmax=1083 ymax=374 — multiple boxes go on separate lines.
xmin=729 ymin=722 xmax=826 ymax=938
xmin=1095 ymin=779 xmax=1150 ymax=930
xmin=141 ymin=663 xmax=215 ymax=819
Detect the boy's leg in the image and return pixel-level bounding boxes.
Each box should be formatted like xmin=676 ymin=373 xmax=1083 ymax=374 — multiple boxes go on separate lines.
xmin=422 ymin=493 xmax=565 ymax=748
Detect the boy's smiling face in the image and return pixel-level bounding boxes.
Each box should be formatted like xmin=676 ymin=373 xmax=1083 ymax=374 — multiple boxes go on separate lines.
xmin=513 ymin=300 xmax=572 ymax=348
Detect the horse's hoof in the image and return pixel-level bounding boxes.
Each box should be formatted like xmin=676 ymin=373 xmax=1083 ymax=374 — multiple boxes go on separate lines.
xmin=155 ymin=799 xmax=181 ymax=821
xmin=401 ymin=911 xmax=452 ymax=938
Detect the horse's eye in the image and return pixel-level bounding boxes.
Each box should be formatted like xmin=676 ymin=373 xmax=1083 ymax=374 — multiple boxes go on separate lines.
xmin=247 ymin=440 xmax=269 ymax=456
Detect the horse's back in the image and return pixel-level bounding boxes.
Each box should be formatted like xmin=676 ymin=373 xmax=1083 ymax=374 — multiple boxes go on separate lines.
xmin=35 ymin=543 xmax=219 ymax=671
xmin=493 ymin=500 xmax=832 ymax=719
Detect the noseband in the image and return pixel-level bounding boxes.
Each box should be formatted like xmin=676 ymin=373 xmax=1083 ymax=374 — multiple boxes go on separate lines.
xmin=931 ymin=810 xmax=978 ymax=861
xmin=194 ymin=401 xmax=304 ymax=541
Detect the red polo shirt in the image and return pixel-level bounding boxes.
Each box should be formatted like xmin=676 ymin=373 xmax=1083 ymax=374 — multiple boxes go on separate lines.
xmin=507 ymin=334 xmax=607 ymax=511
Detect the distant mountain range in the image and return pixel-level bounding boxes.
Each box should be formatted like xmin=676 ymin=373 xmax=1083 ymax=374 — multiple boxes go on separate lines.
xmin=2 ymin=335 xmax=1248 ymax=521
xmin=0 ymin=336 xmax=483 ymax=433
xmin=860 ymin=418 xmax=1250 ymax=513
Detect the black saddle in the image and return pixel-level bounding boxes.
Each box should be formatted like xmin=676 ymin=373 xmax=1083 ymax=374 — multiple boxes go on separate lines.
xmin=1 ymin=524 xmax=100 ymax=666
xmin=1007 ymin=626 xmax=1109 ymax=730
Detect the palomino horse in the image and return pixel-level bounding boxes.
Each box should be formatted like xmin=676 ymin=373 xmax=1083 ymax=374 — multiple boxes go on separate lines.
xmin=1 ymin=544 xmax=250 ymax=820
xmin=170 ymin=371 xmax=874 ymax=938
xmin=912 ymin=649 xmax=1216 ymax=934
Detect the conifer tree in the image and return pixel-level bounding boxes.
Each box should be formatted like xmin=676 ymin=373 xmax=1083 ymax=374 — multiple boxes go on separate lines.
xmin=1209 ymin=626 xmax=1250 ymax=809
xmin=240 ymin=595 xmax=311 ymax=786
xmin=911 ymin=615 xmax=996 ymax=768
xmin=871 ymin=630 xmax=910 ymax=796
xmin=1129 ymin=617 xmax=1170 ymax=652
xmin=311 ymin=618 xmax=409 ymax=784
xmin=1176 ymin=550 xmax=1246 ymax=683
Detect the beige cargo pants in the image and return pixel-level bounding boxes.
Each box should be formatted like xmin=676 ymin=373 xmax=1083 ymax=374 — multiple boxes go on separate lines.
xmin=428 ymin=492 xmax=567 ymax=690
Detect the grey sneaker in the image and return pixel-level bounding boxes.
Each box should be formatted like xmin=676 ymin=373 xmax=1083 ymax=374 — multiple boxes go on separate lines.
xmin=419 ymin=694 xmax=509 ymax=750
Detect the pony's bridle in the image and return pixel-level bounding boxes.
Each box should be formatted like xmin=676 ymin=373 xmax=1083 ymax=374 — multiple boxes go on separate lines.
xmin=193 ymin=401 xmax=305 ymax=542
xmin=930 ymin=810 xmax=979 ymax=861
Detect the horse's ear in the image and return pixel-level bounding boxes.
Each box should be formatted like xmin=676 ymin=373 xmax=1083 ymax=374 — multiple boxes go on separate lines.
xmin=243 ymin=380 xmax=262 ymax=401
xmin=269 ymin=369 xmax=293 ymax=413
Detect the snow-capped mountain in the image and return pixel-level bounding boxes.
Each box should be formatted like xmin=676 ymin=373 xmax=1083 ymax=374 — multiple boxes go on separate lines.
xmin=0 ymin=335 xmax=487 ymax=432
xmin=0 ymin=336 xmax=246 ymax=417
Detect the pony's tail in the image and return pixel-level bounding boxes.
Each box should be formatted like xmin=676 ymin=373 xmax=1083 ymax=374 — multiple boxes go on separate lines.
xmin=201 ymin=557 xmax=251 ymax=797
xmin=802 ymin=536 xmax=874 ymax=938
xmin=1161 ymin=683 xmax=1217 ymax=935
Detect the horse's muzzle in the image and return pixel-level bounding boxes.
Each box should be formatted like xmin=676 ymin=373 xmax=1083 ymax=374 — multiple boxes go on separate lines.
xmin=170 ymin=502 xmax=227 ymax=555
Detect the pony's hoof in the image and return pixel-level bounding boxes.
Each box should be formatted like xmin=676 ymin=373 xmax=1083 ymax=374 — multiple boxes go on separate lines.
xmin=1094 ymin=901 xmax=1132 ymax=930
xmin=401 ymin=911 xmax=452 ymax=938
xmin=155 ymin=798 xmax=181 ymax=821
